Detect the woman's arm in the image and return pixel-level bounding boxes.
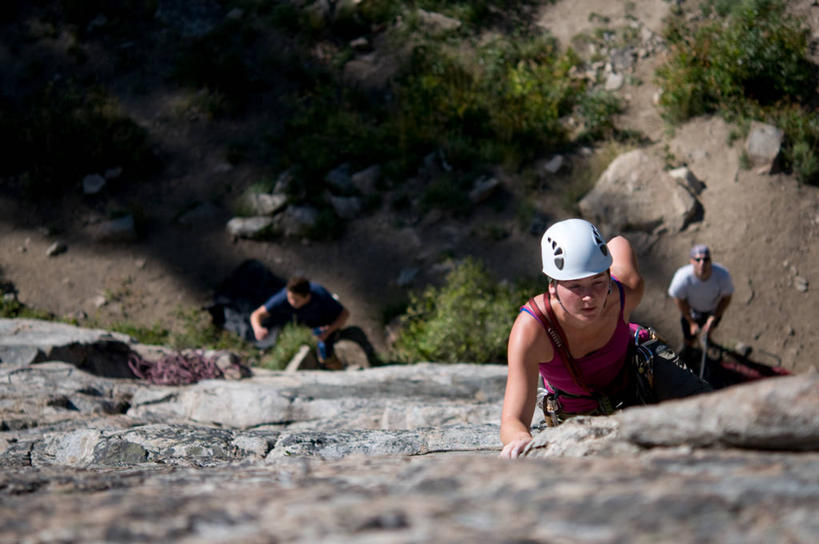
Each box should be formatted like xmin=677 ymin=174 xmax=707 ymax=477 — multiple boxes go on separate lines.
xmin=500 ymin=311 xmax=551 ymax=458
xmin=607 ymin=235 xmax=644 ymax=318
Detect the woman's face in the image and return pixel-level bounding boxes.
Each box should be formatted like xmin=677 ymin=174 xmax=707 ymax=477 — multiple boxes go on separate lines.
xmin=553 ymin=272 xmax=611 ymax=321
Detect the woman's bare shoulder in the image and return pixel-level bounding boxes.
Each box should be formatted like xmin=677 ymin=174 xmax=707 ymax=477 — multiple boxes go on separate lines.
xmin=509 ymin=307 xmax=552 ymax=364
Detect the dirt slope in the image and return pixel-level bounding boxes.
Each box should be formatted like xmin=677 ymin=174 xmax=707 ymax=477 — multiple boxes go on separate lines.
xmin=0 ymin=0 xmax=816 ymax=372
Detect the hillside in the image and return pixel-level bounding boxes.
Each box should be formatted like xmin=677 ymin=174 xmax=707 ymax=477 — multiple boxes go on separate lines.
xmin=0 ymin=0 xmax=817 ymax=372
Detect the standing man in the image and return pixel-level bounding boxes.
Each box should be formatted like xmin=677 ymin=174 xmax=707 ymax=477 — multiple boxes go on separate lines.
xmin=668 ymin=244 xmax=734 ymax=351
xmin=250 ymin=276 xmax=350 ymax=368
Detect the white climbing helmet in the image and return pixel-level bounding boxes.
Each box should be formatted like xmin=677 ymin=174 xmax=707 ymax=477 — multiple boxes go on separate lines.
xmin=541 ymin=218 xmax=612 ymax=280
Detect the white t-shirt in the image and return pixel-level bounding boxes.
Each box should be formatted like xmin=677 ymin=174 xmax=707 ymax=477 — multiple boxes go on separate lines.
xmin=667 ymin=263 xmax=734 ymax=314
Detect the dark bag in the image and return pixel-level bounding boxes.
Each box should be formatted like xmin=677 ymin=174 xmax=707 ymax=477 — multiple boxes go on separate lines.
xmin=627 ymin=325 xmax=713 ymax=404
xmin=206 ymin=259 xmax=286 ymax=346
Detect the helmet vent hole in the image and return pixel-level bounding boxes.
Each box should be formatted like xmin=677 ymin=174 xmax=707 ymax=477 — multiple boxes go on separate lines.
xmin=554 ymin=248 xmax=563 ymax=256
xmin=554 ymin=257 xmax=564 ymax=270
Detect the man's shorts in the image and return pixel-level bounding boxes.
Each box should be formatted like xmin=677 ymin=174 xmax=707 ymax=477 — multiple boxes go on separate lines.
xmin=680 ymin=311 xmax=720 ymax=341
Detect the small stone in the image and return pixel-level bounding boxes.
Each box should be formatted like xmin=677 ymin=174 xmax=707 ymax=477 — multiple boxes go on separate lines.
xmin=46 ymin=242 xmax=67 ymax=257
xmin=397 ymin=268 xmax=419 ymax=287
xmin=82 ymin=174 xmax=106 ymax=194
xmin=543 ymin=155 xmax=564 ymax=174
xmin=285 ymin=345 xmax=320 ymax=372
xmin=468 ymin=177 xmax=500 ymax=203
xmin=88 ymin=215 xmax=137 ymax=242
xmin=794 ymin=276 xmax=809 ymax=292
xmin=605 ymin=72 xmax=625 ymax=91
xmin=350 ymin=37 xmax=370 ymax=51
xmin=734 ymin=343 xmax=752 ymax=357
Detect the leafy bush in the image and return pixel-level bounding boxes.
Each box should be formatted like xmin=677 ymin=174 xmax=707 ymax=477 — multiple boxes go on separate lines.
xmin=656 ymin=0 xmax=818 ymax=184
xmin=0 ymin=81 xmax=158 ymax=198
xmin=163 ymin=307 xmax=252 ymax=352
xmin=110 ymin=321 xmax=171 ymax=347
xmin=265 ymin=3 xmax=624 ymax=203
xmin=576 ymin=89 xmax=624 ymax=141
xmin=279 ymin=87 xmax=389 ymax=187
xmin=391 ymin=258 xmax=540 ymax=364
xmin=257 ymin=322 xmax=316 ymax=370
xmin=0 ymin=297 xmax=54 ymax=321
xmin=392 ymin=33 xmax=581 ymax=168
xmin=658 ymin=0 xmax=813 ymax=120
xmin=173 ymin=19 xmax=263 ymax=115
xmin=775 ymin=107 xmax=819 ymax=185
xmin=419 ymin=173 xmax=472 ymax=215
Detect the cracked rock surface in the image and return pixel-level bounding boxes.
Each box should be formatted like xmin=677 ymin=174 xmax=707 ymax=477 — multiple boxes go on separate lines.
xmin=2 ymin=319 xmax=818 ymax=542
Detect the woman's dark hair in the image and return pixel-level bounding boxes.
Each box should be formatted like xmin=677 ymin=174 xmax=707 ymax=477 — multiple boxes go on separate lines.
xmin=286 ymin=276 xmax=311 ymax=296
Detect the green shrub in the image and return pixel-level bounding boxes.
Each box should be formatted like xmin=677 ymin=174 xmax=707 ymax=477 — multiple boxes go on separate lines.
xmin=267 ymin=2 xmax=302 ymax=33
xmin=413 ymin=0 xmax=539 ymax=28
xmin=576 ymin=89 xmax=623 ymax=141
xmin=391 ymin=32 xmax=582 ymax=169
xmin=0 ymin=81 xmax=158 ymax=198
xmin=60 ymin=0 xmax=158 ymax=25
xmin=0 ymin=297 xmax=54 ymax=321
xmin=656 ymin=0 xmax=819 ymax=184
xmin=789 ymin=141 xmax=819 ymax=185
xmin=110 ymin=321 xmax=171 ymax=346
xmin=161 ymin=307 xmax=251 ymax=352
xmin=172 ymin=19 xmax=262 ymax=115
xmin=270 ymin=4 xmax=620 ymax=195
xmin=391 ymin=258 xmax=541 ymax=364
xmin=419 ymin=173 xmax=471 ymax=215
xmin=358 ymin=0 xmax=403 ymax=26
xmin=775 ymin=107 xmax=819 ymax=185
xmin=658 ymin=0 xmax=814 ymax=119
xmin=257 ymin=322 xmax=316 ymax=370
xmin=280 ymin=88 xmax=388 ymax=186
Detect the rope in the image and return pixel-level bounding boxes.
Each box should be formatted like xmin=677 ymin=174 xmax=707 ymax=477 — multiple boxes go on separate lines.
xmin=128 ymin=351 xmax=233 ymax=385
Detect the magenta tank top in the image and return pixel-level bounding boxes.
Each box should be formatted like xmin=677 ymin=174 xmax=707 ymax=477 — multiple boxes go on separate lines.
xmin=523 ymin=281 xmax=630 ymax=413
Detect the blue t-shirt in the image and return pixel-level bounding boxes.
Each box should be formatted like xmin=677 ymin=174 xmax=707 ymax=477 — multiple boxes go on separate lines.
xmin=263 ymin=283 xmax=343 ymax=328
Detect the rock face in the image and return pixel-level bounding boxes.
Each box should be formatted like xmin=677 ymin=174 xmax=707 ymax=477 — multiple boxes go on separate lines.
xmin=1 ymin=319 xmax=818 ymax=542
xmin=579 ymin=149 xmax=700 ymax=235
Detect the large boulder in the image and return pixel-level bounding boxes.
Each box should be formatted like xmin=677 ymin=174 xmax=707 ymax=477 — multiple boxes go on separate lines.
xmin=0 ymin=318 xmax=136 ymax=377
xmin=579 ymin=149 xmax=699 ymax=235
xmin=745 ymin=121 xmax=783 ymax=173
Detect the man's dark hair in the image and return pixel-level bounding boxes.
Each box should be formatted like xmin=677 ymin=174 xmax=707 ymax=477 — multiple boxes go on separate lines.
xmin=286 ymin=276 xmax=311 ymax=296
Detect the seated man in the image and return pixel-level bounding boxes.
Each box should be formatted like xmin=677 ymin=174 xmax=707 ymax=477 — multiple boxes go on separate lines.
xmin=250 ymin=276 xmax=350 ymax=367
xmin=668 ymin=244 xmax=734 ymax=352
